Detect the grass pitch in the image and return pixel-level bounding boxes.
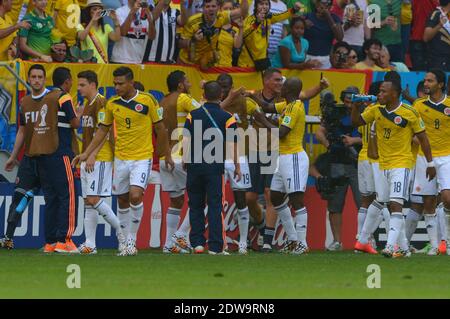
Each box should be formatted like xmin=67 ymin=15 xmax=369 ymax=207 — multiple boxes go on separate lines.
xmin=1 ymin=249 xmax=449 ymax=299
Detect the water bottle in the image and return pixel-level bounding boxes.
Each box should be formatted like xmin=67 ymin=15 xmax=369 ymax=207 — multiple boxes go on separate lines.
xmin=16 ymin=190 xmax=34 ymax=214
xmin=351 ymin=94 xmax=377 ymax=103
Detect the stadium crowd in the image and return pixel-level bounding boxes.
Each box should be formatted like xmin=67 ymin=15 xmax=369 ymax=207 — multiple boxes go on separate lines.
xmin=0 ymin=0 xmax=449 ymax=71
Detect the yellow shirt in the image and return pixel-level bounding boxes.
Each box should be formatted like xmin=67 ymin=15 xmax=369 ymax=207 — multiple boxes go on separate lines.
xmin=401 ymin=2 xmax=412 ymax=25
xmin=55 ymin=0 xmax=80 ymax=46
xmin=275 ymin=100 xmax=306 ymax=155
xmin=0 ymin=15 xmax=17 ymax=61
xmin=358 ymin=103 xmax=378 ymax=162
xmin=239 ymin=10 xmax=293 ymax=67
xmin=414 ymin=96 xmax=450 ymax=157
xmin=361 ymin=103 xmax=426 ymax=170
xmin=215 ymin=26 xmax=239 ymax=67
xmin=76 ymin=23 xmax=113 ymax=63
xmin=354 ymin=61 xmax=386 ymax=71
xmin=102 ymin=91 xmax=163 ymax=161
xmin=179 ymin=11 xmax=231 ymax=65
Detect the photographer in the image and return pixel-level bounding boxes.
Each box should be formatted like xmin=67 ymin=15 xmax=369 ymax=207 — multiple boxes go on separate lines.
xmin=178 ymin=0 xmax=248 ymax=70
xmin=329 ymin=41 xmax=352 ymax=69
xmin=315 ymin=86 xmax=362 ymax=251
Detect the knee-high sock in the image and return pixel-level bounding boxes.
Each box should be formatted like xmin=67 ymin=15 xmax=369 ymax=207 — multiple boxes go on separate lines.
xmin=275 ymin=204 xmax=297 ymax=242
xmin=118 ymin=207 xmax=130 ymax=240
xmin=95 ymin=200 xmax=121 ymax=231
xmin=84 ymin=206 xmax=98 ymax=248
xmin=424 ymin=213 xmax=438 ymax=249
xmin=436 ymin=204 xmax=447 ymax=241
xmin=405 ymin=208 xmax=421 ymax=243
xmin=357 ymin=207 xmax=368 ymax=238
xmin=128 ymin=203 xmax=144 ymax=241
xmin=165 ymin=207 xmax=181 ymax=247
xmin=398 ymin=216 xmax=409 ymax=251
xmin=175 ymin=211 xmax=191 ymax=238
xmin=382 ymin=207 xmax=391 ymax=238
xmin=359 ymin=201 xmax=383 ymax=244
xmin=295 ymin=207 xmax=308 ymax=246
xmin=237 ymin=207 xmax=250 ymax=245
xmin=386 ymin=213 xmax=404 ymax=248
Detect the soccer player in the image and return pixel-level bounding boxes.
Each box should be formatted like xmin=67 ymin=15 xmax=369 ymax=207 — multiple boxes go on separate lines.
xmin=76 ymin=70 xmax=126 ymax=255
xmin=252 ymin=77 xmax=310 ymax=254
xmin=217 ymin=73 xmax=264 ymax=255
xmin=72 ymin=66 xmax=172 ymax=256
xmin=409 ymin=69 xmax=450 ymax=255
xmin=159 ymin=70 xmax=200 ymax=254
xmin=352 ymin=77 xmax=436 ymax=258
xmin=0 ymin=64 xmax=46 ymax=250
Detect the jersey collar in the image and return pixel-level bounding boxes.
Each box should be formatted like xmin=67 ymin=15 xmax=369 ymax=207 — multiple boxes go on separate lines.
xmin=120 ymin=90 xmax=139 ymax=104
xmin=88 ymin=92 xmax=101 ymax=106
xmin=427 ymin=94 xmax=447 ymax=106
xmin=32 ymin=88 xmax=50 ymax=100
xmin=385 ymin=101 xmax=402 ymax=114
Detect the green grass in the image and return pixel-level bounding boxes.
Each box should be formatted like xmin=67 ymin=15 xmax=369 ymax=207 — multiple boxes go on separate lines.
xmin=1 ymin=249 xmax=449 ymax=299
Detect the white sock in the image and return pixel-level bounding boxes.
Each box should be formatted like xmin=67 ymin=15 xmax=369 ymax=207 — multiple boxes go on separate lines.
xmin=84 ymin=206 xmax=98 ymax=248
xmin=357 ymin=207 xmax=368 ymax=237
xmin=118 ymin=207 xmax=130 ymax=240
xmin=128 ymin=203 xmax=144 ymax=242
xmin=436 ymin=204 xmax=447 ymax=241
xmin=424 ymin=213 xmax=438 ymax=249
xmin=405 ymin=208 xmax=421 ymax=243
xmin=237 ymin=207 xmax=250 ymax=245
xmin=165 ymin=207 xmax=181 ymax=247
xmin=275 ymin=204 xmax=297 ymax=241
xmin=360 ymin=201 xmax=383 ymax=244
xmin=382 ymin=207 xmax=391 ymax=237
xmin=95 ymin=200 xmax=121 ymax=231
xmin=175 ymin=212 xmax=190 ymax=238
xmin=295 ymin=207 xmax=308 ymax=246
xmin=398 ymin=216 xmax=409 ymax=251
xmin=386 ymin=213 xmax=403 ymax=248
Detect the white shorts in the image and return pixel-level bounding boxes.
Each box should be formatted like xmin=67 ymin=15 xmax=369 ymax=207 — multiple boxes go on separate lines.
xmin=376 ymin=167 xmax=411 ymax=203
xmin=80 ymin=161 xmax=113 ymax=197
xmin=435 ymin=154 xmax=450 ymax=191
xmin=224 ymin=156 xmax=252 ymax=191
xmin=113 ymin=159 xmax=152 ymax=195
xmin=411 ymin=155 xmax=438 ymax=196
xmin=160 ymin=159 xmax=187 ymax=197
xmin=371 ymin=161 xmax=384 ymax=198
xmin=358 ymin=160 xmax=375 ymax=195
xmin=270 ymin=151 xmax=309 ymax=194
xmin=409 ymin=166 xmax=423 ymax=204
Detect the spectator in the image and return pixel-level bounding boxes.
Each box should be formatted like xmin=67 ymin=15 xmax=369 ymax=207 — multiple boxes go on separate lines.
xmin=423 ymin=0 xmax=450 ymax=71
xmin=0 ymin=0 xmax=30 ymax=61
xmin=368 ymin=0 xmax=403 ymax=62
xmin=342 ymin=0 xmax=369 ymax=59
xmin=53 ymin=0 xmax=82 ymax=47
xmin=238 ymin=0 xmax=302 ymax=70
xmin=304 ymin=0 xmax=343 ymax=69
xmin=272 ymin=16 xmax=320 ymax=69
xmin=143 ymin=0 xmax=187 ymax=64
xmin=50 ymin=39 xmax=71 ymax=62
xmin=18 ymin=0 xmax=55 ymax=62
xmin=77 ymin=0 xmax=121 ymax=64
xmin=111 ymin=0 xmax=163 ymax=64
xmin=286 ymin=0 xmax=311 ymax=13
xmin=409 ymin=0 xmax=438 ymax=71
xmin=347 ymin=47 xmax=357 ymax=68
xmin=330 ymin=0 xmax=347 ymax=19
xmin=187 ymin=0 xmax=204 ymax=16
xmin=400 ymin=0 xmax=411 ymax=64
xmin=329 ymin=40 xmax=351 ymax=69
xmin=178 ymin=0 xmax=248 ymax=70
xmin=214 ymin=0 xmax=243 ymax=67
xmin=250 ymin=0 xmax=290 ymax=60
xmin=354 ymin=38 xmax=385 ymax=70
xmin=378 ymin=45 xmax=410 ymax=72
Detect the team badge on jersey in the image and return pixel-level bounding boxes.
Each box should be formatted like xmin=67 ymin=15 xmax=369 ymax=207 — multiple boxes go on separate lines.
xmin=157 ymin=107 xmax=163 ymax=118
xmin=135 ymin=104 xmax=144 ymax=112
xmin=394 ymin=116 xmax=403 ymax=125
xmin=98 ymin=111 xmax=105 ymax=122
xmin=419 ymin=119 xmax=425 ymax=128
xmin=282 ymin=116 xmax=292 ymax=125
xmin=444 ymin=107 xmax=450 ymax=116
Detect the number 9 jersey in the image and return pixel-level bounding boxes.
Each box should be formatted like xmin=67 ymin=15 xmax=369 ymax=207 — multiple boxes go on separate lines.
xmin=102 ymin=91 xmax=163 ymax=160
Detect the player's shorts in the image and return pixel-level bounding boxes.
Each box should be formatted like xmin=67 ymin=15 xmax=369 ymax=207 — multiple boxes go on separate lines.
xmin=409 ymin=166 xmax=423 ymax=204
xmin=435 ymin=154 xmax=450 ymax=191
xmin=160 ymin=159 xmax=186 ymax=198
xmin=113 ymin=159 xmax=152 ymax=195
xmin=224 ymin=156 xmax=252 ymax=191
xmin=358 ymin=160 xmax=375 ymax=196
xmin=411 ymin=155 xmax=438 ymax=196
xmin=80 ymin=161 xmax=113 ymax=197
xmin=271 ymin=151 xmax=309 ymax=194
xmin=376 ymin=167 xmax=411 ymax=203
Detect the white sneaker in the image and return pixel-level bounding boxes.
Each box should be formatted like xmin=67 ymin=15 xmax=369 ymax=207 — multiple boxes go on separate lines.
xmin=78 ymin=242 xmax=97 ymax=255
xmin=427 ymin=247 xmax=440 ymax=256
xmin=327 ymin=241 xmax=343 ymax=251
xmin=172 ymin=234 xmax=193 ymax=252
xmin=125 ymin=239 xmax=138 ymax=256
xmin=208 ymin=250 xmax=230 ymax=255
xmin=163 ymin=245 xmax=189 ymax=254
xmin=238 ymin=243 xmax=248 ymax=255
xmin=194 ymin=245 xmax=205 ymax=254
xmin=117 ymin=232 xmax=126 ymax=252
xmin=292 ymin=242 xmax=308 ymax=255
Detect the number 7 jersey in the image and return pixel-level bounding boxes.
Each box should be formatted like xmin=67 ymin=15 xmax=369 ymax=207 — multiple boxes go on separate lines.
xmin=101 ymin=91 xmax=163 ymax=160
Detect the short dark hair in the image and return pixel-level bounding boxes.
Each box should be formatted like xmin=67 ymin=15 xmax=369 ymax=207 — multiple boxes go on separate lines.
xmin=332 ymin=41 xmax=351 ymax=54
xmin=362 ymin=38 xmax=382 ymax=55
xmin=204 ymin=81 xmax=222 ymax=101
xmin=167 ymin=70 xmax=185 ymax=92
xmin=384 ymin=70 xmax=401 ymax=84
xmin=52 ymin=67 xmax=71 ymax=87
xmin=134 ymin=81 xmax=145 ymax=91
xmin=262 ymin=67 xmax=281 ymax=80
xmin=28 ymin=64 xmax=46 ymax=77
xmin=368 ymin=81 xmax=383 ymax=96
xmin=203 ymin=0 xmax=219 ymax=6
xmin=217 ymin=73 xmax=233 ymax=85
xmin=290 ymin=16 xmax=306 ymax=28
xmin=416 ymin=80 xmax=425 ymax=96
xmin=383 ymin=79 xmax=402 ymax=97
xmin=428 ymin=68 xmax=447 ymax=91
xmin=113 ymin=66 xmax=134 ymax=81
xmin=440 ymin=0 xmax=450 ymax=7
xmin=77 ymin=70 xmax=98 ymax=88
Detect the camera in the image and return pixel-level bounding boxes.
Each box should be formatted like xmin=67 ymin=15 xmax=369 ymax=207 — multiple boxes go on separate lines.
xmin=99 ymin=9 xmax=111 ymax=17
xmin=314 ymin=153 xmax=349 ymax=200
